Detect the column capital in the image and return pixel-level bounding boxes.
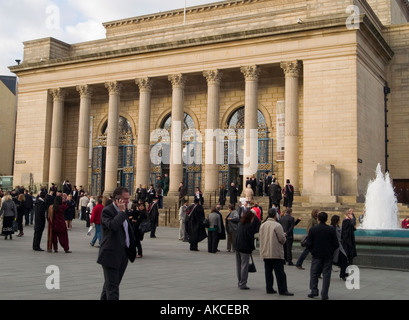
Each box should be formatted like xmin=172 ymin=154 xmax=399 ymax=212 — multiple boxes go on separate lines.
xmin=240 ymin=65 xmax=261 ymax=81
xmin=168 ymin=74 xmax=187 ymax=89
xmin=76 ymin=84 xmax=94 ymax=98
xmin=203 ymin=70 xmax=223 ymax=85
xmin=105 ymin=81 xmax=122 ymax=95
xmin=49 ymin=88 xmax=67 ymax=101
xmin=280 ymin=60 xmax=302 ymax=78
xmin=136 ymin=77 xmax=154 ymax=92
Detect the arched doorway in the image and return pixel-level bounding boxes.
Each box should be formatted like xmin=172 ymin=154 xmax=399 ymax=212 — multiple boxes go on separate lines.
xmin=219 ymin=106 xmax=272 ymax=195
xmin=150 ymin=112 xmax=201 ymax=196
xmin=91 ymin=116 xmax=135 ymax=196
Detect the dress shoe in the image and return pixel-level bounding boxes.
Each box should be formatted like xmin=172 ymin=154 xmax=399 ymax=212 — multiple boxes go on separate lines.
xmin=280 ymin=291 xmax=294 ymax=296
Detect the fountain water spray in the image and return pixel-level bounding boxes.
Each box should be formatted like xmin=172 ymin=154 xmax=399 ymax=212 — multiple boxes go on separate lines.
xmin=361 ymin=163 xmax=399 ymax=230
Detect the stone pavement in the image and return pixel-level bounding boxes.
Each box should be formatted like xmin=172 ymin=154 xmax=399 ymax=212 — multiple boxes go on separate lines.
xmin=0 ymin=219 xmax=408 ymax=301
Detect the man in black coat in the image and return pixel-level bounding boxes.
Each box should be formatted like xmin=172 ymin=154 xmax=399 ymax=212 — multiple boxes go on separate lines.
xmin=32 ymin=191 xmax=47 ymax=251
xmin=280 ymin=208 xmax=295 ymax=265
xmin=306 ymin=212 xmax=339 ymax=300
xmin=185 ymin=198 xmax=207 ymax=251
xmin=97 ymin=187 xmax=136 ymax=300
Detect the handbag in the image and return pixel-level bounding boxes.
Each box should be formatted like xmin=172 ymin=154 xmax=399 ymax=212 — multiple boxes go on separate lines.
xmin=138 ymin=218 xmax=152 ymax=234
xmin=300 ymin=234 xmax=308 ymax=247
xmin=248 ymin=254 xmax=257 ymax=273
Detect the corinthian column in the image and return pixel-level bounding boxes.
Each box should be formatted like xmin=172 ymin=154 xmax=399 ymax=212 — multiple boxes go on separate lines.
xmin=135 ymin=77 xmax=153 ymax=188
xmin=76 ymin=85 xmax=93 ymax=191
xmin=280 ymin=60 xmax=302 ymax=193
xmin=241 ymin=65 xmax=261 ymax=193
xmin=168 ymin=74 xmax=186 ymax=197
xmin=49 ymin=88 xmax=67 ymax=187
xmin=203 ymin=70 xmax=223 ymax=197
xmin=104 ymin=81 xmax=122 ymax=196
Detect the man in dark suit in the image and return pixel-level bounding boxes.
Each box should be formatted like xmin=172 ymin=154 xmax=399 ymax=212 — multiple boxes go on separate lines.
xmin=280 ymin=208 xmax=295 ymax=265
xmin=97 ymin=187 xmax=136 ymax=300
xmin=306 ymin=211 xmax=339 ymax=300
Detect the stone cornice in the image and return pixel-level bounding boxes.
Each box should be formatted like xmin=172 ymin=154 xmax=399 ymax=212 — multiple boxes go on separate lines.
xmin=9 ymin=14 xmax=393 ymax=75
xmin=102 ymin=0 xmax=266 ymax=29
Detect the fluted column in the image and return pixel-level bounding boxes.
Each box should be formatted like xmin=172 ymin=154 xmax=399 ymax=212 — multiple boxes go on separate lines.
xmin=203 ymin=70 xmax=223 ymax=197
xmin=168 ymin=74 xmax=186 ymax=197
xmin=76 ymin=85 xmax=93 ymax=191
xmin=135 ymin=77 xmax=153 ymax=188
xmin=49 ymin=88 xmax=67 ymax=187
xmin=280 ymin=60 xmax=302 ymax=192
xmin=241 ymin=65 xmax=261 ymax=193
xmin=104 ymin=81 xmax=122 ymax=196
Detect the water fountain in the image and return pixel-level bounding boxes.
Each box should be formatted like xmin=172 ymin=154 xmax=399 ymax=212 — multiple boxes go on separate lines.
xmin=360 ymin=163 xmax=399 ymax=230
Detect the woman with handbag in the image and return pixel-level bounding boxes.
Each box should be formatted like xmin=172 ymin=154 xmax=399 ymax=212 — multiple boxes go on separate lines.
xmin=0 ymin=194 xmax=17 ymax=240
xmin=235 ymin=209 xmax=260 ymax=290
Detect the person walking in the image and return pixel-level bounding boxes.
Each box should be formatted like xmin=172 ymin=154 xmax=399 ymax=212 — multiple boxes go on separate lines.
xmin=0 ymin=194 xmax=17 ymax=240
xmin=259 ymin=207 xmax=294 ymax=296
xmin=235 ymin=210 xmax=260 ymax=290
xmin=90 ymin=197 xmax=104 ymax=247
xmin=97 ymin=187 xmax=136 ymax=300
xmin=306 ymin=212 xmax=339 ymax=300
xmin=226 ymin=204 xmax=240 ymax=252
xmin=32 ymin=191 xmax=47 ymax=251
xmin=47 ymin=195 xmax=72 ymax=253
xmin=296 ymin=209 xmax=319 ymax=270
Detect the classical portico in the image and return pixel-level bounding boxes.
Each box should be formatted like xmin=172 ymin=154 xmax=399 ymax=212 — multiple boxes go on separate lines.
xmin=11 ymin=0 xmax=407 ymax=204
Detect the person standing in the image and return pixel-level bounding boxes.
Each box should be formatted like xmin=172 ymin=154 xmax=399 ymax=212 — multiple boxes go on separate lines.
xmin=207 ymin=207 xmax=222 ymax=253
xmin=226 ymin=204 xmax=240 ymax=252
xmin=306 ymin=212 xmax=339 ymax=300
xmin=235 ymin=210 xmax=260 ymax=290
xmin=330 ymin=215 xmax=348 ymax=281
xmin=280 ymin=208 xmax=295 ymax=265
xmin=0 ymin=194 xmax=17 ymax=240
xmin=97 ymin=187 xmax=136 ymax=300
xmin=283 ymin=179 xmax=294 ymax=208
xmin=47 ymin=195 xmax=71 ymax=253
xmin=259 ymin=207 xmax=294 ymax=296
xmin=32 ymin=191 xmax=47 ymax=251
xmin=341 ymin=209 xmax=357 ymax=269
xmin=148 ymin=196 xmax=160 ymax=238
xmin=185 ymin=198 xmax=207 ymax=251
xmin=179 ymin=199 xmax=189 ymax=241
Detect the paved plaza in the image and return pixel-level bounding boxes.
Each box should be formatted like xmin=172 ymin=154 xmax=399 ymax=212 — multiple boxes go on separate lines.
xmin=0 ymin=219 xmax=408 ymax=301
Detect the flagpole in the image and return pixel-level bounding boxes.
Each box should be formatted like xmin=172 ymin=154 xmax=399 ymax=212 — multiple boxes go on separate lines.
xmin=184 ymin=0 xmax=187 ymax=25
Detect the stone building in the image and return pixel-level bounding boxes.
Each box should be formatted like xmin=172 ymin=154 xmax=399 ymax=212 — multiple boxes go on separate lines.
xmin=0 ymin=76 xmax=17 ymax=178
xmin=8 ymin=0 xmax=409 ymax=203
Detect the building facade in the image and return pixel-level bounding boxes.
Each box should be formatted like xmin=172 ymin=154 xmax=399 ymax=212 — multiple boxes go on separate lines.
xmin=9 ymin=0 xmax=409 ymax=202
xmin=0 ymin=76 xmax=17 ymax=178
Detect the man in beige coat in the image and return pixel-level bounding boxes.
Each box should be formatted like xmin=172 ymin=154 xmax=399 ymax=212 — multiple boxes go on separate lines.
xmin=259 ymin=207 xmax=294 ymax=296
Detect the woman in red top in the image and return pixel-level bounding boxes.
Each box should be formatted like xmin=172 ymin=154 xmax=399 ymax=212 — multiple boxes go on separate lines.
xmin=90 ymin=197 xmax=104 ymax=247
xmin=47 ymin=195 xmax=71 ymax=253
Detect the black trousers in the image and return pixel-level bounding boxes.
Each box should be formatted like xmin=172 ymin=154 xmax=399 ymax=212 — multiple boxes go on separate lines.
xmin=100 ymin=254 xmax=128 ymax=300
xmin=263 ymin=259 xmax=288 ymax=294
xmin=32 ymin=221 xmax=45 ymax=250
xmin=207 ymin=230 xmax=219 ymax=253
